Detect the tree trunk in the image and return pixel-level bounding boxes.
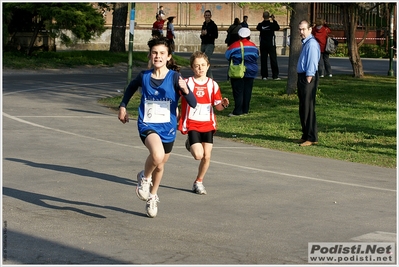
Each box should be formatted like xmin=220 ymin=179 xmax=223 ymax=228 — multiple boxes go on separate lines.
xmin=110 ymin=3 xmax=128 ymax=52
xmin=27 ymin=20 xmax=44 ymax=56
xmin=286 ymin=3 xmax=310 ymax=95
xmin=341 ymin=4 xmax=364 ymax=78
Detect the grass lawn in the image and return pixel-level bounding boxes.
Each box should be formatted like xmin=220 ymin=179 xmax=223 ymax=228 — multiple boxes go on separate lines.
xmin=99 ymin=74 xmax=396 ymax=169
xmin=2 ymin=50 xmax=190 ymax=69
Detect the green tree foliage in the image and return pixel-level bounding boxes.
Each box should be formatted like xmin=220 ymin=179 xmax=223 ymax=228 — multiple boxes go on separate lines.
xmin=3 ymin=3 xmax=106 ymax=52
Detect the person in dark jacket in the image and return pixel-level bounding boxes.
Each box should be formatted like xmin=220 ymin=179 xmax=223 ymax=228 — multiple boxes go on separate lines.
xmin=226 ymin=18 xmax=242 ymax=46
xmin=225 ymin=27 xmax=259 ymax=116
xmin=241 ymin=16 xmax=248 ymax=28
xmin=200 ymin=10 xmax=218 ymax=79
xmin=256 ymin=11 xmax=280 ymax=80
xmin=227 ymin=18 xmax=242 ymax=46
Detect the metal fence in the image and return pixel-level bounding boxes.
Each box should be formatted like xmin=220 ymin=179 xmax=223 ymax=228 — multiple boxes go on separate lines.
xmin=311 ymin=3 xmax=393 ymax=30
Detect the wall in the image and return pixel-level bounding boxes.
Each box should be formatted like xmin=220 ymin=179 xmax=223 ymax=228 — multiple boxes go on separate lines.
xmin=8 ymin=32 xmax=56 ymax=51
xmin=56 ymin=2 xmax=290 ymax=54
xmin=56 ymin=28 xmax=290 ymax=55
xmin=128 ymin=3 xmax=290 ymax=29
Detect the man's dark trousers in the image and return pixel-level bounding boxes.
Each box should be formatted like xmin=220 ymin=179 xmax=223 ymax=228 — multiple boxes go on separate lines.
xmin=297 ymin=72 xmax=319 ymax=142
xmin=260 ymin=44 xmax=279 ymax=79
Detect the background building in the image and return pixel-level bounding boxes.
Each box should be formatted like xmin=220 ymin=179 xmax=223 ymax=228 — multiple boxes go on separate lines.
xmin=57 ymin=2 xmax=290 ymax=54
xmin=7 ymin=2 xmax=394 ymax=55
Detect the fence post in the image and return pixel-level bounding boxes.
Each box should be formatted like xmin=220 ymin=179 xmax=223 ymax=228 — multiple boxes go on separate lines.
xmin=387 ymin=3 xmax=395 ymax=77
xmin=126 ymin=3 xmax=136 ymax=92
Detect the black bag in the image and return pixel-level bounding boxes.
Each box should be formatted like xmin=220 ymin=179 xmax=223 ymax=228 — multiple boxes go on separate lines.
xmin=325 ymin=37 xmax=338 ymax=54
xmin=224 ymin=33 xmax=230 ymax=44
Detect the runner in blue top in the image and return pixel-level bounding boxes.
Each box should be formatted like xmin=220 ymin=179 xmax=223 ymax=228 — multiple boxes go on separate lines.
xmin=118 ymin=37 xmax=197 ymax=218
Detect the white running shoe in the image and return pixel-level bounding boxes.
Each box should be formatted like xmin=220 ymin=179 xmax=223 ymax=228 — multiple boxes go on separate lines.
xmin=192 ymin=182 xmax=207 ymax=195
xmin=136 ymin=171 xmax=152 ymax=201
xmin=146 ymin=194 xmax=159 ymax=218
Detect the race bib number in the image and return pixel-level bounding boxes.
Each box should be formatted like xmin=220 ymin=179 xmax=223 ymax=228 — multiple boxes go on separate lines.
xmin=143 ymin=100 xmax=170 ymax=123
xmin=188 ymin=103 xmax=211 ymax=122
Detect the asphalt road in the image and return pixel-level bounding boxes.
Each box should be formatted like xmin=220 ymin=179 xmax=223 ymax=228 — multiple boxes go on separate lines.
xmin=2 ymin=57 xmax=397 ymax=265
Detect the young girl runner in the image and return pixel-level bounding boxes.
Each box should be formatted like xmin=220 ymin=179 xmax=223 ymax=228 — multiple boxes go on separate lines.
xmin=178 ymin=51 xmax=229 ymax=195
xmin=118 ymin=37 xmax=197 ymax=218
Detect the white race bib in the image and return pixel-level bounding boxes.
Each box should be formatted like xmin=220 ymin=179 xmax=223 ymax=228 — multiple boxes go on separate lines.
xmin=188 ymin=103 xmax=211 ymax=122
xmin=143 ymin=100 xmax=170 ymax=123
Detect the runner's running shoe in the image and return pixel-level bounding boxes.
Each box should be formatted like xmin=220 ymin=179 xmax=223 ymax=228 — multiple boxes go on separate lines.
xmin=136 ymin=171 xmax=152 ymax=201
xmin=192 ymin=182 xmax=207 ymax=195
xmin=146 ymin=194 xmax=159 ymax=218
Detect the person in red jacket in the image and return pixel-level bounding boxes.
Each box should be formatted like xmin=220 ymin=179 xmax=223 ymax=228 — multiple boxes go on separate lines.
xmin=312 ymin=18 xmax=333 ymax=77
xmin=152 ymin=14 xmax=166 ymax=37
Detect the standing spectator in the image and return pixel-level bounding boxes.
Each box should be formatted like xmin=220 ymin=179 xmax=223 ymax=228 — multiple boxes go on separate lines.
xmin=151 ymin=28 xmax=161 ymax=38
xmin=296 ymin=20 xmax=320 ymax=147
xmin=158 ymin=6 xmax=166 ymax=18
xmin=179 ymin=51 xmax=229 ymax=195
xmin=225 ymin=28 xmax=259 ymax=116
xmin=166 ymin=16 xmax=176 ymax=54
xmin=226 ymin=18 xmax=242 ymax=46
xmin=152 ymin=14 xmax=166 ymax=36
xmin=200 ymin=10 xmax=218 ymax=79
xmin=118 ymin=37 xmax=197 ymax=217
xmin=241 ymin=16 xmax=249 ymax=28
xmin=256 ymin=11 xmax=280 ymax=80
xmin=312 ymin=18 xmax=333 ymax=77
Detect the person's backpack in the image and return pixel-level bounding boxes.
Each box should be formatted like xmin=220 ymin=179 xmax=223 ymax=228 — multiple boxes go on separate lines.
xmin=325 ymin=37 xmax=338 ymax=54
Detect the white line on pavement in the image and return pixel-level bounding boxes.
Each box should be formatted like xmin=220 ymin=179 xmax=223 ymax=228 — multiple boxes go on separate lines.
xmin=3 ymin=112 xmax=395 ymax=193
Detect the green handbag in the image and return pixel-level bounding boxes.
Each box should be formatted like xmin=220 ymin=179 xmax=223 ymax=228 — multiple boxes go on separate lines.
xmin=228 ymin=41 xmax=246 ymax=78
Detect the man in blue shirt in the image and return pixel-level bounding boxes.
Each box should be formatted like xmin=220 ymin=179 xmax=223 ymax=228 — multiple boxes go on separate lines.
xmin=296 ymin=19 xmax=320 ymax=147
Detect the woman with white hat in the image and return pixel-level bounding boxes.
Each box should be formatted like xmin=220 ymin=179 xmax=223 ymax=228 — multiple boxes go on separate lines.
xmin=225 ymin=27 xmax=259 ymax=116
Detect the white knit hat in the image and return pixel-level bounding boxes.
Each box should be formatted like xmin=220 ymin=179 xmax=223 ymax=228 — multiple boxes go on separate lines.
xmin=238 ymin=27 xmax=251 ymax=38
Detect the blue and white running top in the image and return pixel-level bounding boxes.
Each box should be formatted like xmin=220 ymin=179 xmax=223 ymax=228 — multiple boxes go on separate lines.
xmin=120 ymin=69 xmax=197 ymax=143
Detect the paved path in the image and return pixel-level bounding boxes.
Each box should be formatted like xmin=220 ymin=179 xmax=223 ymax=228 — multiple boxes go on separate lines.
xmin=2 ymin=61 xmax=396 ymax=264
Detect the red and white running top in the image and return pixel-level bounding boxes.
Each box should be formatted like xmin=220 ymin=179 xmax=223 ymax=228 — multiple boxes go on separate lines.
xmin=178 ymin=77 xmax=222 ymax=134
